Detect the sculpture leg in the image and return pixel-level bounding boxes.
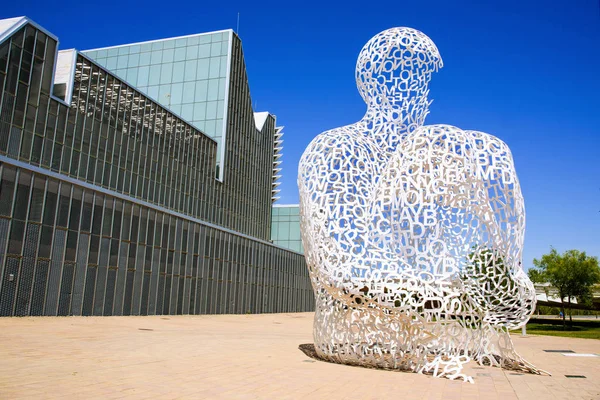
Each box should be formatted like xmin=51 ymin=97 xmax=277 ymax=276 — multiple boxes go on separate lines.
xmin=311 ymin=284 xmax=475 ymax=382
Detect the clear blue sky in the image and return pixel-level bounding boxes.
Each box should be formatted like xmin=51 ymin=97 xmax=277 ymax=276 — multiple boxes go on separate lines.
xmin=3 ymin=0 xmax=599 ymax=268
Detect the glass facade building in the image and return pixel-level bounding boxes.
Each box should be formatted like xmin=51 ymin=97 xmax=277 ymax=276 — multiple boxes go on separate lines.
xmin=82 ymin=31 xmax=231 ymax=170
xmin=271 ymin=205 xmax=303 ymax=253
xmin=0 ymin=17 xmax=313 ymax=317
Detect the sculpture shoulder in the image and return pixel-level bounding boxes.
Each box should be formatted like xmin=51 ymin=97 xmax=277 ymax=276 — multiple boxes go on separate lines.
xmin=465 ymin=129 xmax=508 ymax=145
xmin=299 ymin=124 xmax=378 ymax=169
xmin=403 ymin=125 xmax=513 ymax=157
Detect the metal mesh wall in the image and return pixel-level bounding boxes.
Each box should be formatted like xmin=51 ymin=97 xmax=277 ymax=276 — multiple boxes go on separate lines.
xmin=0 ymin=171 xmax=315 ymax=317
xmin=14 ymin=223 xmax=39 ymax=316
xmin=0 ymin=22 xmax=315 ymax=317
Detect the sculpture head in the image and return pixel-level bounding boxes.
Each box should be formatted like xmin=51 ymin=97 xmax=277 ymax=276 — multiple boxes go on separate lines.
xmin=356 ymin=27 xmax=443 ymax=111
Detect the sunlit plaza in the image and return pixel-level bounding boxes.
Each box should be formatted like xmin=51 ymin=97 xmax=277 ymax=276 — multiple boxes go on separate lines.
xmin=1 ymin=313 xmax=599 ymax=399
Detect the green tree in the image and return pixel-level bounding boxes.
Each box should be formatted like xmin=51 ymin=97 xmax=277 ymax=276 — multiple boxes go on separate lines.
xmin=530 ymin=248 xmax=600 ymax=328
xmin=527 ymin=268 xmax=546 ymax=284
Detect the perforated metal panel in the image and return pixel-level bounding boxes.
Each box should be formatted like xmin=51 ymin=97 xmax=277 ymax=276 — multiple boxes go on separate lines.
xmin=58 ymin=262 xmax=74 ymax=316
xmin=30 ymin=259 xmax=49 ymax=316
xmin=0 ymin=218 xmax=11 ymax=300
xmin=103 ymin=269 xmax=116 ymax=316
xmin=131 ymin=245 xmax=145 ymax=315
xmin=232 ymin=261 xmax=239 ymax=314
xmin=93 ymin=266 xmax=107 ymax=316
xmin=176 ymin=276 xmax=184 ymax=315
xmin=156 ymin=274 xmax=165 ymax=315
xmin=70 ymin=233 xmax=89 ymax=316
xmin=113 ymin=241 xmax=128 ymax=316
xmin=140 ymin=272 xmax=150 ymax=315
xmin=0 ymin=257 xmax=19 ymax=316
xmin=147 ymin=248 xmax=160 ymax=315
xmin=82 ymin=266 xmax=96 ymax=316
xmin=44 ymin=229 xmax=66 ymax=315
xmin=123 ymin=270 xmax=134 ymax=315
xmin=170 ymin=252 xmax=180 ymax=315
xmin=0 ymin=180 xmax=317 ymax=319
xmin=163 ymin=275 xmax=172 ymax=315
xmin=239 ymin=260 xmax=246 ymax=314
xmin=189 ymin=276 xmax=197 ymax=315
xmin=8 ymin=127 xmax=21 ymax=157
xmin=14 ymin=223 xmax=39 ymax=316
xmin=0 ymin=98 xmax=12 ymax=151
xmin=93 ymin=238 xmax=110 ymax=315
xmin=182 ymin=234 xmax=193 ymax=314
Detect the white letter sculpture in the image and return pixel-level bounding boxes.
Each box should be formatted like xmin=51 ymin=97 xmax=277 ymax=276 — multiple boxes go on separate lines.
xmin=298 ymin=27 xmax=545 ymax=382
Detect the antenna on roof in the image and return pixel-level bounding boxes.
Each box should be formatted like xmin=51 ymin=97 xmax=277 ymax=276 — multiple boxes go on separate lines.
xmin=237 ymin=12 xmax=240 ymax=35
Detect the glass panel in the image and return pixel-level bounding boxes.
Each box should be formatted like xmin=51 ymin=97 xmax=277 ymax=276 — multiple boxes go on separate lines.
xmin=162 ymin=48 xmax=174 ymax=63
xmin=105 ymin=57 xmax=117 ymax=70
xmin=182 ymin=82 xmax=195 ymax=104
xmin=117 ymin=55 xmax=128 ymax=69
xmin=38 ymin=225 xmax=53 ymax=258
xmin=160 ymin=63 xmax=173 ymax=85
xmin=91 ymin=194 xmax=104 ymax=235
xmin=128 ymin=53 xmax=140 ymax=68
xmin=139 ymin=52 xmax=151 ymax=66
xmin=174 ymin=47 xmax=186 ymax=62
xmin=289 ymin=224 xmax=301 ymax=241
xmin=148 ymin=65 xmax=161 ymax=86
xmin=196 ymin=59 xmax=209 ymax=80
xmin=65 ymin=230 xmax=78 ymax=261
xmin=207 ymin=79 xmax=219 ymax=101
xmin=194 ymin=80 xmax=208 ymax=102
xmin=81 ymin=191 xmax=93 ymax=232
xmin=172 ymin=62 xmax=184 ymax=83
xmin=170 ymin=83 xmax=183 ymax=105
xmin=186 ymin=45 xmax=198 ymax=59
xmin=208 ymin=57 xmax=220 ymax=79
xmin=68 ymin=187 xmax=82 ymax=230
xmin=159 ymin=85 xmax=172 ymax=106
xmin=219 ymin=55 xmax=228 ymax=77
xmin=206 ymin=101 xmax=217 ymax=119
xmin=193 ymin=102 xmax=206 ymax=120
xmin=150 ymin=50 xmax=162 ymax=64
xmin=125 ymin=68 xmax=138 ymax=86
xmin=184 ymin=59 xmax=197 ymax=82
xmin=181 ymin=104 xmax=193 ymax=121
xmin=42 ymin=180 xmax=58 ymax=225
xmin=198 ymin=44 xmax=210 ymax=58
xmin=279 ymin=222 xmax=290 ymax=240
xmin=8 ymin=220 xmax=25 ymax=254
xmin=210 ymin=43 xmax=221 ymax=57
xmin=221 ymin=41 xmax=229 ymax=57
xmin=56 ymin=183 xmax=71 ymax=227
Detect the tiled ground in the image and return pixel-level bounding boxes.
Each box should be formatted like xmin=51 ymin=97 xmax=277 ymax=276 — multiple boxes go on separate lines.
xmin=0 ymin=313 xmax=598 ymax=399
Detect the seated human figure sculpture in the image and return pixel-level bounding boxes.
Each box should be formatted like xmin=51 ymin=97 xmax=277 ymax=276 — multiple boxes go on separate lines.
xmin=298 ymin=27 xmax=545 ymax=382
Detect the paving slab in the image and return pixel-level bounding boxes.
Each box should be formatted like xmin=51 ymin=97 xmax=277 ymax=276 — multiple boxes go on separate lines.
xmin=0 ymin=313 xmax=599 ymax=399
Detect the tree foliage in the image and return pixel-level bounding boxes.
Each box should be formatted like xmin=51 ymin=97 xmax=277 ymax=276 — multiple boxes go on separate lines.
xmin=529 ymin=248 xmax=600 ymax=326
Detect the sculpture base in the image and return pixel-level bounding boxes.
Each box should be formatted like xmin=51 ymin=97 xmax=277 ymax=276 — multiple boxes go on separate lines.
xmin=312 ymin=289 xmax=548 ymax=382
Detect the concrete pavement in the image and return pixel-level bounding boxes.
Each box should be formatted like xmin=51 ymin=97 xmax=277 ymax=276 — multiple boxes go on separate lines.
xmin=0 ymin=313 xmax=599 ymax=399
